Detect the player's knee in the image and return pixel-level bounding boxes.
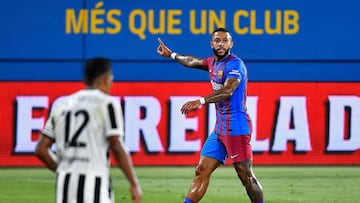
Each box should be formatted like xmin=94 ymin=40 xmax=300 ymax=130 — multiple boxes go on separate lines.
xmin=194 ymin=164 xmax=210 ymax=177
xmin=234 ymin=163 xmax=254 ymax=186
xmin=234 ymin=162 xmax=248 ymax=177
xmin=239 ymin=175 xmax=257 ymax=187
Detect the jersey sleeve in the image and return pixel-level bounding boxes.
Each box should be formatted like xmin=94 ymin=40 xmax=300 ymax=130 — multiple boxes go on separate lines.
xmin=202 ymin=56 xmax=213 ymax=69
xmin=41 ymin=110 xmax=56 ymax=141
xmin=224 ymin=58 xmax=243 ymax=81
xmin=202 ymin=58 xmax=209 ymax=67
xmin=104 ymin=98 xmax=124 ymax=138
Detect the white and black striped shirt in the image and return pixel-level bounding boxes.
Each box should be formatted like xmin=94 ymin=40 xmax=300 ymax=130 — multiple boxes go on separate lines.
xmin=43 ymin=89 xmax=123 ymax=203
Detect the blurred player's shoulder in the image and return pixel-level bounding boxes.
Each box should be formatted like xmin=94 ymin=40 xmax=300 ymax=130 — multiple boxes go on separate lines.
xmin=71 ymin=89 xmax=115 ymax=104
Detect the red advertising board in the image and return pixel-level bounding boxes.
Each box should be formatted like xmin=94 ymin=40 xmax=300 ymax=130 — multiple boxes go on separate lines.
xmin=0 ymin=82 xmax=359 ymax=166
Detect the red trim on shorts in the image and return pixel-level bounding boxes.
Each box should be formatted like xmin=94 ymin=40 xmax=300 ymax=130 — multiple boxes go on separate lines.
xmin=225 ymin=100 xmax=230 ymax=135
xmin=219 ymin=105 xmax=224 ymax=136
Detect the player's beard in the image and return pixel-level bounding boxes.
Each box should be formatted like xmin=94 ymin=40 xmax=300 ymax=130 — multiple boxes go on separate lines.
xmin=213 ymin=47 xmax=230 ymax=59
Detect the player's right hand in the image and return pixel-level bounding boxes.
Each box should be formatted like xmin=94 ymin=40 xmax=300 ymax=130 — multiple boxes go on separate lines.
xmin=181 ymin=100 xmax=202 ymax=115
xmin=157 ymin=38 xmax=172 ymax=58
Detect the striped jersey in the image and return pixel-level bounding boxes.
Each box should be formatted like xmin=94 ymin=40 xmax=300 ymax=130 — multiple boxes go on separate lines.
xmin=42 ymin=89 xmax=124 ymax=203
xmin=203 ymin=54 xmax=252 ymax=136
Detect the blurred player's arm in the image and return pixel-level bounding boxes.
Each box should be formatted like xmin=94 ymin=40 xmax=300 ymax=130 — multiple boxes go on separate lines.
xmin=108 ymin=136 xmax=143 ymax=203
xmin=157 ymin=38 xmax=207 ymax=71
xmin=35 ymin=135 xmax=57 ymax=172
xmin=181 ymin=78 xmax=240 ymax=114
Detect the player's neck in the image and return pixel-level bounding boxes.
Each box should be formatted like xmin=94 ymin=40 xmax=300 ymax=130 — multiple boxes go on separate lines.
xmin=215 ymin=53 xmax=230 ymax=62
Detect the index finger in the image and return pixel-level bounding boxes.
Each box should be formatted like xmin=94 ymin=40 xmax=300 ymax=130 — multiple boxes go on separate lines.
xmin=157 ymin=38 xmax=165 ymax=45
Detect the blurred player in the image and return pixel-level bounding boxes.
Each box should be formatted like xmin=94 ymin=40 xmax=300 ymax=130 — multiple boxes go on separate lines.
xmin=157 ymin=28 xmax=265 ymax=203
xmin=35 ymin=57 xmax=142 ymax=203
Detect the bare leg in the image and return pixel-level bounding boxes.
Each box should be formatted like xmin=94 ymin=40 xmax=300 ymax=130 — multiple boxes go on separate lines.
xmin=186 ymin=156 xmax=221 ymax=202
xmin=233 ymin=160 xmax=264 ymax=202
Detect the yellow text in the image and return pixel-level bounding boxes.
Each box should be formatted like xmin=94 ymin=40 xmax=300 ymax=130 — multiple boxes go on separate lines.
xmin=129 ymin=9 xmax=182 ymax=40
xmin=190 ymin=10 xmax=226 ymax=34
xmin=233 ymin=9 xmax=300 ymax=35
xmin=65 ymin=1 xmax=121 ymax=34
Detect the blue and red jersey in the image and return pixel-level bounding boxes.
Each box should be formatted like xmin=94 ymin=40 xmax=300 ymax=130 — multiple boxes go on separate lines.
xmin=202 ymin=54 xmax=252 ymax=136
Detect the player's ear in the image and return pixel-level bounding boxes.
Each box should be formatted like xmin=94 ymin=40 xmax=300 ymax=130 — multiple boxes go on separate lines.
xmin=96 ymin=74 xmax=106 ymax=87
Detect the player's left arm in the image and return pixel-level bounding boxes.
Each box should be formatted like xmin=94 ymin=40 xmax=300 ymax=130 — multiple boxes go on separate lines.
xmin=105 ymin=100 xmax=143 ymax=203
xmin=181 ymin=78 xmax=240 ymax=114
xmin=109 ymin=136 xmax=143 ymax=203
xmin=204 ymin=77 xmax=240 ymax=103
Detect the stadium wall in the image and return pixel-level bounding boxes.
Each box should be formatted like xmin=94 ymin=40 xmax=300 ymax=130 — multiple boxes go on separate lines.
xmin=1 ymin=0 xmax=360 ymax=166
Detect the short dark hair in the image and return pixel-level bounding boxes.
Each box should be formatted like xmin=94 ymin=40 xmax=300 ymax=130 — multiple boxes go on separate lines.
xmin=83 ymin=57 xmax=112 ymax=86
xmin=211 ymin=27 xmax=231 ymax=38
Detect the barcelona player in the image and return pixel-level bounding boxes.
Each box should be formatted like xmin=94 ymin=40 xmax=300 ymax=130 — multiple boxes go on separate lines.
xmin=157 ymin=28 xmax=265 ymax=203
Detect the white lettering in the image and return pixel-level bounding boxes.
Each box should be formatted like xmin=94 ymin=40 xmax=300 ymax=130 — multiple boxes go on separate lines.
xmin=169 ymin=96 xmax=202 ymax=152
xmin=15 ymin=94 xmax=359 ymax=157
xmin=327 ymin=96 xmax=360 ymax=151
xmin=124 ymin=96 xmax=163 ymax=152
xmin=14 ymin=96 xmax=48 ymax=153
xmin=272 ymin=96 xmax=311 ymax=152
xmin=248 ymin=96 xmax=270 ymax=152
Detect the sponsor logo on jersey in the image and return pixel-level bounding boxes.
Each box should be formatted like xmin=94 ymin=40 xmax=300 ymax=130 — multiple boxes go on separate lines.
xmin=211 ymin=80 xmax=223 ymax=90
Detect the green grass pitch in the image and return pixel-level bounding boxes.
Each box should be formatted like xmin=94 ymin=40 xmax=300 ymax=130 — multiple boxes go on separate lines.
xmin=0 ymin=166 xmax=359 ymax=203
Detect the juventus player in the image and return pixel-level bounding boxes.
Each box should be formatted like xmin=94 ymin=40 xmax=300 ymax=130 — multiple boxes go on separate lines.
xmin=35 ymin=58 xmax=142 ymax=203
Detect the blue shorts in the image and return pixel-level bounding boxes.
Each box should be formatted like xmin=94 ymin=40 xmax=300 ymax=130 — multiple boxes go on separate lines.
xmin=201 ymin=132 xmax=253 ymax=164
xmin=201 ymin=132 xmax=227 ymax=164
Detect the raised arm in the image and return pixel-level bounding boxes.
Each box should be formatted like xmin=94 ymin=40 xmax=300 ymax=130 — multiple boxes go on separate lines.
xmin=157 ymin=38 xmax=207 ymax=71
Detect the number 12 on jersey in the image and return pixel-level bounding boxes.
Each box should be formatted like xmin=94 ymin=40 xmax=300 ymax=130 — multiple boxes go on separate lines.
xmin=63 ymin=110 xmax=89 ymax=148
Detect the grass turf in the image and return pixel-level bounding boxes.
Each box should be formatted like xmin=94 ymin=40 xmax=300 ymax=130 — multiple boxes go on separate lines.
xmin=0 ymin=166 xmax=359 ymax=203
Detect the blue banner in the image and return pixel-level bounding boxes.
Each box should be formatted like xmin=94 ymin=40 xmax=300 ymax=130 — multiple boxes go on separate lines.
xmin=0 ymin=0 xmax=359 ymax=81
xmin=1 ymin=0 xmax=360 ymax=60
